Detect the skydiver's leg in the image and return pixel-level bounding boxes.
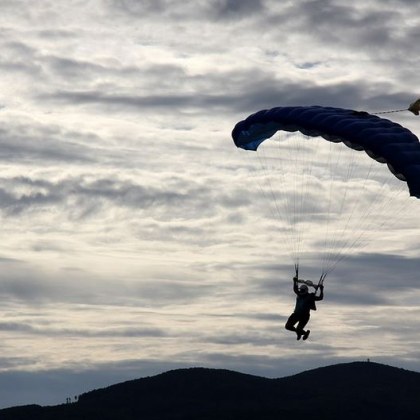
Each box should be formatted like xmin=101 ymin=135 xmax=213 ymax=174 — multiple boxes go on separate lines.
xmin=285 ymin=313 xmax=298 ymax=333
xmin=296 ymin=313 xmax=310 ymax=335
xmin=285 ymin=313 xmax=304 ymax=339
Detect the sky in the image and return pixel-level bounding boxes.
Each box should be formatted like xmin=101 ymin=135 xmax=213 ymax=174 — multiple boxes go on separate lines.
xmin=0 ymin=0 xmax=420 ymax=409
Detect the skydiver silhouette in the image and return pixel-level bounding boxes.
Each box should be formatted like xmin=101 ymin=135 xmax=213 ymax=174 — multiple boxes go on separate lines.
xmin=285 ymin=276 xmax=324 ymax=340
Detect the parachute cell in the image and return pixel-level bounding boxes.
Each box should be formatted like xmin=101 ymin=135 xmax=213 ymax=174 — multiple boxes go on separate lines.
xmin=232 ymin=106 xmax=420 ymax=197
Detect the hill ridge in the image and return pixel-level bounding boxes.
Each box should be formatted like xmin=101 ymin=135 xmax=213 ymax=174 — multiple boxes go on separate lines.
xmin=1 ymin=361 xmax=420 ymax=419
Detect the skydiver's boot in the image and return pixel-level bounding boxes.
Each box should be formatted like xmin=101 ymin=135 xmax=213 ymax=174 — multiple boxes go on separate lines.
xmin=302 ymin=330 xmax=310 ymax=340
xmin=296 ymin=330 xmax=303 ymax=340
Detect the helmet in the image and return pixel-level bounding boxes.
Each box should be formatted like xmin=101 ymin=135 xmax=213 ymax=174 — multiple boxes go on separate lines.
xmin=299 ymin=285 xmax=308 ymax=294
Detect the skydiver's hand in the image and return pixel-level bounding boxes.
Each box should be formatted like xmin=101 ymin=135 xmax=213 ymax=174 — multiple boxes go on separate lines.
xmin=320 ymin=285 xmax=324 ymax=290
xmin=293 ymin=276 xmax=298 ymax=282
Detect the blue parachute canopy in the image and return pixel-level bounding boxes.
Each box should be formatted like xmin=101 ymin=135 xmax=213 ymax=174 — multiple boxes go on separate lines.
xmin=232 ymin=106 xmax=420 ymax=198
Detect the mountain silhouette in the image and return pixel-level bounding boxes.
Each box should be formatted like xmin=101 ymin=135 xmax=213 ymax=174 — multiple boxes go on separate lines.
xmin=1 ymin=361 xmax=420 ymax=419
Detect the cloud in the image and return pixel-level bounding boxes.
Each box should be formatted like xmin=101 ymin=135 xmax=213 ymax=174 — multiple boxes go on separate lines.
xmin=0 ymin=120 xmax=100 ymax=165
xmin=108 ymin=0 xmax=266 ymax=20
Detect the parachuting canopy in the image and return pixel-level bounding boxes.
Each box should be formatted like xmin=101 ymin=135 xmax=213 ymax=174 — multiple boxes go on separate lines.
xmin=232 ymin=106 xmax=420 ymax=198
xmin=232 ymin=105 xmax=419 ymax=277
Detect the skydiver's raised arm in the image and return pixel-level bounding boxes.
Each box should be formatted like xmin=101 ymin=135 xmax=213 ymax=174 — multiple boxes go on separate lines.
xmin=293 ymin=276 xmax=299 ymax=295
xmin=315 ymin=285 xmax=324 ymax=301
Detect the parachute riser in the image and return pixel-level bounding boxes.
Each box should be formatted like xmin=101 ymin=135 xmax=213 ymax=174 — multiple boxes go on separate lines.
xmin=296 ymin=279 xmax=318 ymax=289
xmin=295 ymin=263 xmax=327 ymax=290
xmin=296 ymin=273 xmax=326 ymax=290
